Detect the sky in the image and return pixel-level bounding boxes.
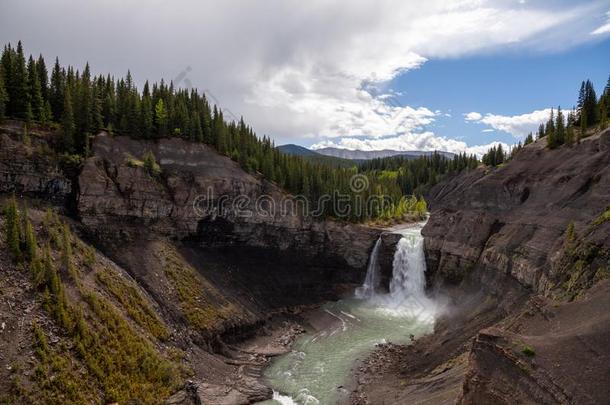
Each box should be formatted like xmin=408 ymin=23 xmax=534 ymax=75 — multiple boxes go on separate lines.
xmin=1 ymin=0 xmax=610 ymax=156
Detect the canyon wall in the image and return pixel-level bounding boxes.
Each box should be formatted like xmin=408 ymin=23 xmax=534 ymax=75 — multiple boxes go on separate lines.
xmin=424 ymin=129 xmax=610 ymax=295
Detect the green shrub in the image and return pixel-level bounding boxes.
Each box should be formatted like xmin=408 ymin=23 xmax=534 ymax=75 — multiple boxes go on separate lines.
xmin=522 ymin=345 xmax=536 ymax=357
xmin=143 ymin=150 xmax=161 ymax=176
xmin=3 ymin=196 xmax=21 ymax=259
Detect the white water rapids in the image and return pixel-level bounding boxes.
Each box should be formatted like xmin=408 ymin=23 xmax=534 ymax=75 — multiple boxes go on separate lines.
xmin=258 ymin=222 xmax=436 ymax=405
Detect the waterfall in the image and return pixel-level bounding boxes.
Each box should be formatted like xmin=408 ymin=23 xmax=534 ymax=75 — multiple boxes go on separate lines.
xmin=388 ymin=228 xmax=427 ymax=306
xmin=354 ymin=237 xmax=382 ymax=299
xmin=356 ymin=225 xmax=432 ymax=319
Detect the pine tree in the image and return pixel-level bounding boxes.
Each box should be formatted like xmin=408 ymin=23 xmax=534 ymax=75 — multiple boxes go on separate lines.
xmin=579 ymin=110 xmax=587 ymax=141
xmin=600 ymin=102 xmax=608 ymax=130
xmin=4 ymin=196 xmax=21 ymax=260
xmin=11 ymin=41 xmax=29 ymax=118
xmin=154 ymin=98 xmax=168 ymax=137
xmin=23 ymin=216 xmax=38 ymax=261
xmin=1 ymin=45 xmax=13 ymax=117
xmin=524 ymin=133 xmax=534 ymax=145
xmin=537 ymin=123 xmax=545 ymax=139
xmin=49 ymin=57 xmax=64 ymax=120
xmin=584 ymin=80 xmax=598 ymax=125
xmin=0 ymin=69 xmax=7 ymax=122
xmin=546 ymin=109 xmax=557 ymax=148
xmin=40 ymin=100 xmax=52 ymax=128
xmin=27 ymin=55 xmax=44 ymax=121
xmin=61 ymin=88 xmax=75 ymax=153
xmin=555 ymin=106 xmax=565 ymax=146
xmin=36 ymin=54 xmax=48 ymax=102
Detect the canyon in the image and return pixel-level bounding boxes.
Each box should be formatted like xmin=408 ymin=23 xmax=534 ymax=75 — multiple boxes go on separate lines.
xmin=1 ymin=121 xmax=609 ymax=404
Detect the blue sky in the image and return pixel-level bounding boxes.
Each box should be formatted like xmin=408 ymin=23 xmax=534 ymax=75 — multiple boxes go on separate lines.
xmin=388 ymin=39 xmax=610 ymax=147
xmin=2 ymin=0 xmax=610 ymax=155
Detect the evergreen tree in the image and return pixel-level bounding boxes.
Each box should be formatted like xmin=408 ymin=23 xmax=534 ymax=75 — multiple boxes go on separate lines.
xmin=579 ymin=111 xmax=587 ymax=141
xmin=0 ymin=69 xmax=7 ymax=121
xmin=10 ymin=42 xmax=29 ymax=118
xmin=61 ymin=88 xmax=75 ymax=153
xmin=23 ymin=215 xmax=37 ymax=262
xmin=4 ymin=196 xmax=21 ymax=260
xmin=154 ymin=98 xmax=168 ymax=137
xmin=524 ymin=132 xmax=534 ymax=145
xmin=36 ymin=54 xmax=48 ymax=102
xmin=49 ymin=57 xmax=64 ymax=120
xmin=27 ymin=56 xmax=44 ymax=121
xmin=555 ymin=106 xmax=565 ymax=146
xmin=1 ymin=45 xmax=13 ymax=116
xmin=40 ymin=100 xmax=52 ymax=128
xmin=537 ymin=123 xmax=545 ymax=139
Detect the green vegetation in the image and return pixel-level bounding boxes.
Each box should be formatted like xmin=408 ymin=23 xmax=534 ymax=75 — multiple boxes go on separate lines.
xmin=3 ymin=196 xmax=21 ymax=259
xmin=538 ymin=78 xmax=610 ymax=149
xmin=143 ymin=150 xmax=162 ymax=176
xmin=555 ymin=213 xmax=610 ymax=300
xmin=481 ymin=144 xmax=506 ymax=167
xmin=30 ymin=322 xmax=96 ymax=404
xmin=358 ymin=152 xmax=478 ymax=196
xmin=1 ymin=203 xmax=181 ymax=404
xmin=1 ymin=41 xmax=477 ymax=222
xmin=592 ymin=206 xmax=610 ymax=227
xmin=521 ymin=345 xmax=536 ymax=357
xmin=480 ymin=75 xmax=610 ymax=162
xmin=96 ymin=267 xmax=169 ymax=340
xmin=160 ymin=245 xmax=234 ymax=331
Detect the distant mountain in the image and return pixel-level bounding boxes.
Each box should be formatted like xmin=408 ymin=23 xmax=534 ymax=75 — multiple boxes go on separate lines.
xmin=313 ymin=147 xmax=455 ymax=160
xmin=277 ymin=144 xmax=356 ymax=167
xmin=277 ymin=144 xmax=320 ymax=157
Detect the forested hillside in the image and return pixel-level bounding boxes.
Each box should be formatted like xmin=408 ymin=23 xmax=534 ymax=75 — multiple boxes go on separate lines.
xmin=0 ymin=41 xmax=477 ymax=222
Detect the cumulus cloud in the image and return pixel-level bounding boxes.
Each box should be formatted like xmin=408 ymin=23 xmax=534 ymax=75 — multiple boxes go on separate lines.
xmin=0 ymin=0 xmax=605 ymax=145
xmin=464 ymin=108 xmax=552 ymax=139
xmin=591 ymin=11 xmax=610 ymax=35
xmin=464 ymin=112 xmax=483 ymax=121
xmin=310 ymin=133 xmax=510 ymax=157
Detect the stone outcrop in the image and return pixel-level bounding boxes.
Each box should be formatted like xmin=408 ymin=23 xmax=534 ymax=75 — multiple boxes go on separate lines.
xmin=0 ymin=125 xmax=70 ymax=203
xmin=351 ymin=130 xmax=610 ymax=405
xmin=77 ymin=133 xmax=380 ymax=275
xmin=424 ymin=129 xmax=610 ymax=294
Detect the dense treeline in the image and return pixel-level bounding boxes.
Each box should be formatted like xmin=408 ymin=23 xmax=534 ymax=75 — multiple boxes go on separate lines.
xmin=538 ymin=78 xmax=609 ymax=148
xmin=481 ymin=75 xmax=610 ymax=166
xmin=359 ymin=152 xmax=478 ymax=195
xmin=0 ymin=41 xmax=477 ymax=221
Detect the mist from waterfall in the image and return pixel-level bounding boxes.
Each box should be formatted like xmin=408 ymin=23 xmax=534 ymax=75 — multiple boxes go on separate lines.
xmin=355 ymin=223 xmax=436 ymax=322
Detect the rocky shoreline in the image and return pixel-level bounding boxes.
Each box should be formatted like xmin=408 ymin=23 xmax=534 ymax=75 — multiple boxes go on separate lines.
xmin=167 ymin=315 xmax=307 ymax=405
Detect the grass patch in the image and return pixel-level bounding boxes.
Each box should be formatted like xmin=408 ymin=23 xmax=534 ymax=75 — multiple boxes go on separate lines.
xmin=592 ymin=206 xmax=610 ymax=227
xmin=96 ymin=267 xmax=169 ymax=340
xmin=160 ymin=245 xmax=234 ymax=331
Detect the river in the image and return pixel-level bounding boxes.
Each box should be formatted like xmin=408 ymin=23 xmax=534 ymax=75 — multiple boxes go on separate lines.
xmin=257 ymin=223 xmax=437 ymax=405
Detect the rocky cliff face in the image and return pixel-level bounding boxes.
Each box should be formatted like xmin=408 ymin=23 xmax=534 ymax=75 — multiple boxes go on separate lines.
xmin=352 ymin=130 xmax=610 ymax=405
xmin=78 ymin=133 xmax=380 ymax=275
xmin=424 ymin=129 xmax=610 ymax=295
xmin=0 ymin=124 xmax=70 ymax=203
xmin=1 ymin=126 xmax=391 ymax=405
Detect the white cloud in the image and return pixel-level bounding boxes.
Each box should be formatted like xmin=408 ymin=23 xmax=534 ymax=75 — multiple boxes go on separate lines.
xmin=310 ymin=132 xmax=510 ymax=157
xmin=465 ymin=108 xmax=552 ymax=139
xmin=591 ymin=11 xmax=610 ymax=35
xmin=0 ymin=0 xmax=606 ymax=145
xmin=482 ymin=129 xmax=495 ymax=132
xmin=465 ymin=112 xmax=483 ymax=121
